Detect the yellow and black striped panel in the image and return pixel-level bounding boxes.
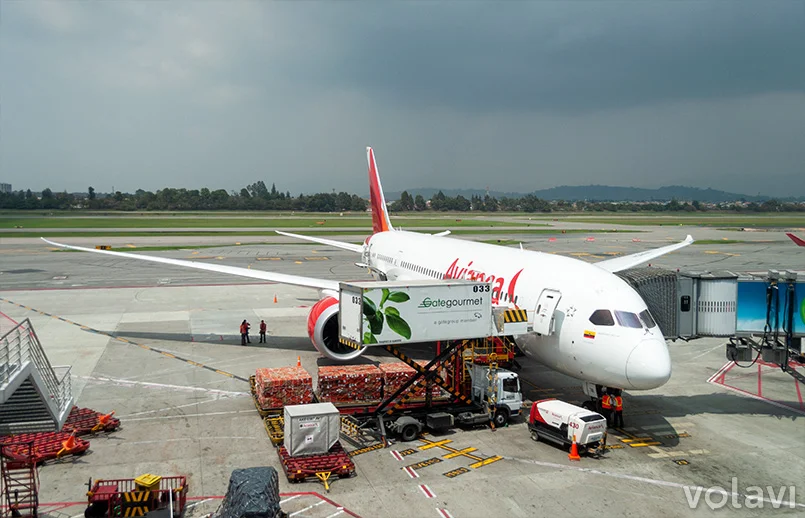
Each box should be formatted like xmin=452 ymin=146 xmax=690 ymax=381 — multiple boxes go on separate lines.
xmin=121 ymin=491 xmax=150 ymax=517
xmin=503 ymin=309 xmax=528 ymax=323
xmin=339 ymin=337 xmax=362 ymax=350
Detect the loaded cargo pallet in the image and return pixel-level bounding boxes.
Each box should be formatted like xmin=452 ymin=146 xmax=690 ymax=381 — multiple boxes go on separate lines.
xmin=0 ymin=432 xmax=90 ymax=464
xmin=63 ymin=406 xmax=120 ymax=435
xmin=277 ymin=441 xmax=355 ymax=492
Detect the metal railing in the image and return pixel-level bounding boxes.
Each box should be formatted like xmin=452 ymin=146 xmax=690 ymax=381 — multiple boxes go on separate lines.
xmin=0 ymin=319 xmax=70 ymax=412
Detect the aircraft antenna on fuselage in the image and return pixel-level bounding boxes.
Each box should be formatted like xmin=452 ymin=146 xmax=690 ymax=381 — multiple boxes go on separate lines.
xmin=366 ymin=147 xmax=394 ymax=234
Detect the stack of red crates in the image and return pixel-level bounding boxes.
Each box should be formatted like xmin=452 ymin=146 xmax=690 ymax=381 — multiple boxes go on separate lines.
xmin=255 ymin=366 xmax=314 ymax=409
xmin=316 ymin=365 xmax=383 ymax=404
xmin=379 ymin=362 xmax=447 ymax=401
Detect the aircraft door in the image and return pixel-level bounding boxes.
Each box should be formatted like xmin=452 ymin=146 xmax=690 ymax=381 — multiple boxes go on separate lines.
xmin=533 ymin=289 xmax=562 ymax=335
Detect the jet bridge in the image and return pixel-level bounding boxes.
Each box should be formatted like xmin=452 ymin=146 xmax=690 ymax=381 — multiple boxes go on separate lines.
xmin=616 ymin=267 xmax=804 ymax=385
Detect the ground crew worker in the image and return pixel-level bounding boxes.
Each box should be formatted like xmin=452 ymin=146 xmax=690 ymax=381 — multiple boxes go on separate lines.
xmin=240 ymin=320 xmax=251 ymax=345
xmin=600 ymin=390 xmax=613 ymax=427
xmin=259 ymin=319 xmax=267 ymax=343
xmin=612 ymin=389 xmax=624 ymax=428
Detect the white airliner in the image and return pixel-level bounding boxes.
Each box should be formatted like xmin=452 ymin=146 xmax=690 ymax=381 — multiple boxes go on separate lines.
xmin=43 ymin=147 xmax=693 ymax=394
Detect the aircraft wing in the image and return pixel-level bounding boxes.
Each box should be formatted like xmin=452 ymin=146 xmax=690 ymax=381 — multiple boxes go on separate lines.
xmin=41 ymin=238 xmax=339 ymax=291
xmin=274 ymin=231 xmax=363 ymax=253
xmin=594 ymin=235 xmax=694 ymax=273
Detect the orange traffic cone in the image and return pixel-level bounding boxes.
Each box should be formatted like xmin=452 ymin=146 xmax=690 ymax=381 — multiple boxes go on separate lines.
xmin=568 ymin=436 xmax=581 ymax=461
xmin=57 ymin=431 xmax=78 ymax=458
xmin=92 ymin=410 xmax=116 ymax=432
xmin=273 ymin=294 xmax=278 ymax=304
xmin=296 ymin=356 xmax=301 ymax=367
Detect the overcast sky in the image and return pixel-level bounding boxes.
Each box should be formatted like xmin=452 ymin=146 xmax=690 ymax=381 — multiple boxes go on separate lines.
xmin=2 ymin=1 xmax=803 ymax=197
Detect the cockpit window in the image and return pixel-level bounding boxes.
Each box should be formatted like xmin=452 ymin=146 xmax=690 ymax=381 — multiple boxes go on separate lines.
xmin=589 ymin=309 xmax=615 ymax=326
xmin=615 ymin=310 xmax=642 ymax=329
xmin=639 ymin=309 xmax=657 ymax=328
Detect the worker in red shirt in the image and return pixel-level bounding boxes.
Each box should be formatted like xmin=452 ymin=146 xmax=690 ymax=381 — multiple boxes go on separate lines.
xmin=240 ymin=320 xmax=251 ymax=345
xmin=612 ymin=389 xmax=624 ymax=428
xmin=259 ymin=319 xmax=267 ymax=343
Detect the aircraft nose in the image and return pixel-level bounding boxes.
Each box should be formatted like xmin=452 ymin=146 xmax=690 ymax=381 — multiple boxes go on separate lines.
xmin=625 ymin=339 xmax=672 ymax=390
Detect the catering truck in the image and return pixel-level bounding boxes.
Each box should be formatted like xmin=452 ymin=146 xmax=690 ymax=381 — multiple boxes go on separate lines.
xmin=527 ymin=398 xmax=607 ymax=452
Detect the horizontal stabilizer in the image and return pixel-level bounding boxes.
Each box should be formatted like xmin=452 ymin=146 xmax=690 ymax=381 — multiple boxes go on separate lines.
xmin=275 ymin=231 xmax=363 ymax=253
xmin=595 ymin=235 xmax=694 ymax=273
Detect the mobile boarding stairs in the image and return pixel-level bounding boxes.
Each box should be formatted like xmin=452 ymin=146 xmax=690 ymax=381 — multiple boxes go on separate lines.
xmin=0 ymin=319 xmax=74 ymax=435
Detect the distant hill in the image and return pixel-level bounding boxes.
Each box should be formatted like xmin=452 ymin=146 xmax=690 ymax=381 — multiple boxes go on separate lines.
xmin=386 ymin=185 xmax=804 ymax=203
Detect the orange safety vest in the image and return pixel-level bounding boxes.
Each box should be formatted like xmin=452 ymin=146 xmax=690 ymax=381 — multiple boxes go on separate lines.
xmin=240 ymin=323 xmax=248 ymax=334
xmin=260 ymin=322 xmax=267 ymax=333
xmin=601 ymin=395 xmax=612 ymax=410
xmin=614 ymin=396 xmax=623 ymax=412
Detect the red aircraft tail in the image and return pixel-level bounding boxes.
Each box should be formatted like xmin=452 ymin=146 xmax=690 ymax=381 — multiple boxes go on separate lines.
xmin=786 ymin=233 xmax=805 ymax=247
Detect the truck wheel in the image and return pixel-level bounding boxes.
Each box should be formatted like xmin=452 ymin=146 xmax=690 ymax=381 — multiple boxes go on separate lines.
xmin=400 ymin=423 xmax=419 ymax=442
xmin=530 ymin=430 xmax=539 ymax=442
xmin=493 ymin=408 xmax=510 ymax=427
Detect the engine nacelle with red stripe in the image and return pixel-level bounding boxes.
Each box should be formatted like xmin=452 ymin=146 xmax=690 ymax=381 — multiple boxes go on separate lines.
xmin=307 ymin=296 xmax=367 ymax=361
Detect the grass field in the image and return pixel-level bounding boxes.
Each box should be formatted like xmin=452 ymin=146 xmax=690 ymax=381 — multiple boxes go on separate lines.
xmin=0 ymin=215 xmax=546 ymax=229
xmin=548 ymin=214 xmax=805 ymax=228
xmin=14 ymin=228 xmax=635 ymax=240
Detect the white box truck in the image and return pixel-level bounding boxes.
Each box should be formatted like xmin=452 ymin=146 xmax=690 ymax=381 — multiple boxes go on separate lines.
xmin=527 ymin=398 xmax=607 ymax=453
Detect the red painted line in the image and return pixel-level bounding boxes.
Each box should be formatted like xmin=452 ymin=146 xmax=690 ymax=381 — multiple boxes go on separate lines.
xmin=437 ymin=509 xmax=454 ymax=518
xmin=404 ymin=466 xmax=419 ymax=478
xmin=757 ymin=362 xmax=762 ymax=397
xmin=391 ymin=450 xmax=403 ymax=461
xmin=419 ymin=484 xmax=435 ymax=498
xmin=707 ymin=377 xmax=805 ymax=416
xmin=795 ymin=374 xmax=804 ymax=410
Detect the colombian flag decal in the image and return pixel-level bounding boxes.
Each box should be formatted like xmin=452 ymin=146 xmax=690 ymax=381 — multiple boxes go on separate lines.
xmin=583 ymin=330 xmax=596 ymax=339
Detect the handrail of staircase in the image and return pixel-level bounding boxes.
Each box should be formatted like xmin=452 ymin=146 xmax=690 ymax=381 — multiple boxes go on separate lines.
xmin=0 ymin=319 xmax=67 ymax=410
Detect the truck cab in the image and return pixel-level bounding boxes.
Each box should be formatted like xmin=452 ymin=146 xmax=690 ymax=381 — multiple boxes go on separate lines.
xmin=469 ymin=364 xmax=523 ymax=426
xmin=528 ymin=398 xmax=606 ymax=452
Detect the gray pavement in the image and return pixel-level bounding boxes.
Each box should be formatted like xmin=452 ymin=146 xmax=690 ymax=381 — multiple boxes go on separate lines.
xmin=1 ymin=227 xmax=804 ymax=517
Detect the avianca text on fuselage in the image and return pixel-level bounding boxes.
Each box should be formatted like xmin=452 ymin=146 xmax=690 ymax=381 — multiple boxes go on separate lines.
xmin=444 ymin=258 xmax=523 ymax=306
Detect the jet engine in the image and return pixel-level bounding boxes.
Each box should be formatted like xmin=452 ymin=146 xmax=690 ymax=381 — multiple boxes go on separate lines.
xmin=307 ymin=296 xmax=367 ymax=361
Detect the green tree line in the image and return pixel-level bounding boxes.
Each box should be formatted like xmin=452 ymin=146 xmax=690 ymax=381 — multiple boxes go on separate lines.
xmin=1 ymin=184 xmax=802 ymax=213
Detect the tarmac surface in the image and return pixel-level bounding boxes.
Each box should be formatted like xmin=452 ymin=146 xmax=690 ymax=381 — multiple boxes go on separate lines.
xmin=1 ymin=223 xmax=804 ymax=517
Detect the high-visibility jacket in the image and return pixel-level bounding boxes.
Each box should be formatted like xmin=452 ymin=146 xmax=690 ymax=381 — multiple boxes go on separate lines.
xmin=240 ymin=323 xmax=248 ymax=334
xmin=614 ymin=396 xmax=623 ymax=412
xmin=601 ymin=394 xmax=612 ymax=410
xmin=260 ymin=322 xmax=267 ymax=333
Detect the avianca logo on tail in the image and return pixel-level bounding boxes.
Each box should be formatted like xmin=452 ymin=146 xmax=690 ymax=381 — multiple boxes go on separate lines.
xmin=445 ymin=258 xmax=523 ymax=306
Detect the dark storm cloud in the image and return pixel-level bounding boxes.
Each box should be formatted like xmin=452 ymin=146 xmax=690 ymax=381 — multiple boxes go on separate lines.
xmin=1 ymin=1 xmax=803 ymax=196
xmin=279 ymin=1 xmax=805 ymax=114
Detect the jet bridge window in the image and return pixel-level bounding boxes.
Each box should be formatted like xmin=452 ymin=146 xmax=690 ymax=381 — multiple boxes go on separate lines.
xmin=638 ymin=309 xmax=657 ymax=329
xmin=615 ymin=310 xmax=642 ymax=329
xmin=589 ymin=309 xmax=615 ymax=326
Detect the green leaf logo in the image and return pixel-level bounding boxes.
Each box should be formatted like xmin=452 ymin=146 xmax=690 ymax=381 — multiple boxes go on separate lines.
xmin=386 ymin=313 xmax=412 ymax=339
xmin=380 ymin=288 xmax=391 ymax=308
xmin=387 ymin=291 xmax=410 ymax=303
xmin=368 ymin=312 xmax=384 ymax=334
xmin=364 ymin=332 xmax=378 ymax=344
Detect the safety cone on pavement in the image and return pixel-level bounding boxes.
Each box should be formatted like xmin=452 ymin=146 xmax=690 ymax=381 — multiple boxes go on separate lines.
xmin=568 ymin=436 xmax=581 ymax=461
xmin=274 ymin=294 xmax=278 ymax=303
xmin=57 ymin=431 xmax=78 ymax=458
xmin=297 ymin=356 xmax=301 ymax=367
xmin=92 ymin=411 xmax=116 ymax=432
